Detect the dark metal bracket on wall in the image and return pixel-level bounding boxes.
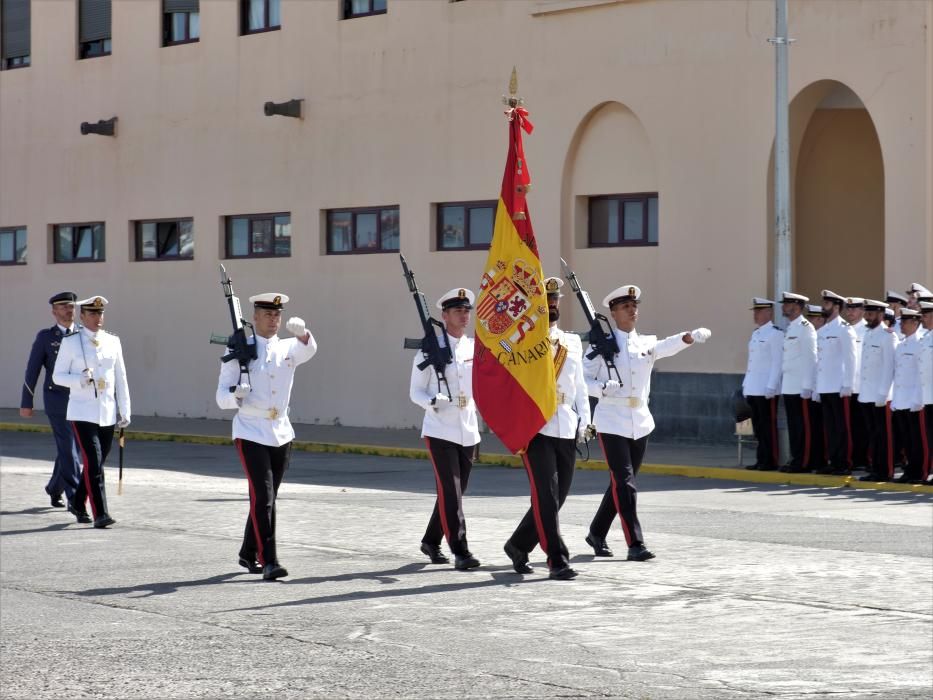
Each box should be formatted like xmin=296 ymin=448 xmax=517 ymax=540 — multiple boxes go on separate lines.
xmin=80 ymin=117 xmax=117 ymax=136
xmin=264 ymin=99 xmax=303 ymax=119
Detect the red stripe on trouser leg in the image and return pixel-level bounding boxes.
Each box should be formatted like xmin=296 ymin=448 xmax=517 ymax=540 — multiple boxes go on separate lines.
xmin=598 ymin=434 xmax=634 ymax=547
xmin=801 ymin=399 xmax=812 ymax=468
xmin=843 ymin=397 xmax=853 ymax=468
xmin=235 ymin=439 xmax=266 ymax=566
xmin=918 ymin=409 xmax=930 ymax=480
xmin=770 ymin=399 xmax=779 ymax=466
xmin=520 ymin=452 xmax=550 ymax=566
xmin=424 ymin=438 xmax=451 ymax=543
xmin=885 ymin=404 xmax=895 ymax=479
xmin=71 ymin=422 xmax=97 ymax=519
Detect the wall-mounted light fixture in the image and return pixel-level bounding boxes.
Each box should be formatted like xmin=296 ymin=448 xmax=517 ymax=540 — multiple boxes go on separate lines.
xmin=263 ymin=99 xmax=303 ymax=119
xmin=80 ymin=117 xmax=117 ymax=136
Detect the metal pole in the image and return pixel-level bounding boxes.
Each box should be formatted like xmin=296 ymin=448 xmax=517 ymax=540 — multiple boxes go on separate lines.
xmin=770 ymin=0 xmax=793 ymax=326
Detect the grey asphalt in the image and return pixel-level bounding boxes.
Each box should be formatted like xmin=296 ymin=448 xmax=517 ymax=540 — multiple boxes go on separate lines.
xmin=1 ymin=431 xmax=931 ymax=699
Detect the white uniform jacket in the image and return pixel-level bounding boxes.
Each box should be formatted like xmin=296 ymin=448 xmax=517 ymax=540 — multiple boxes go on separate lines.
xmin=857 ymin=325 xmax=897 ymax=406
xmin=216 ymin=333 xmax=318 ymax=447
xmin=780 ymin=315 xmax=817 ymax=395
xmin=742 ymin=322 xmax=783 ymax=397
xmin=891 ymin=333 xmax=923 ymax=411
xmin=583 ymin=328 xmax=691 ymax=440
xmin=539 ymin=327 xmax=591 ymax=440
xmin=409 ymin=334 xmax=480 ymax=447
xmin=52 ymin=327 xmax=131 ymax=426
xmin=920 ymin=329 xmax=933 ymax=406
xmin=851 ymin=319 xmax=867 ymax=393
xmin=816 ymin=316 xmax=857 ymax=395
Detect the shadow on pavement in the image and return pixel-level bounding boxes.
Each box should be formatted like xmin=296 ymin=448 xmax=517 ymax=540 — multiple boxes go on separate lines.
xmin=61 ymin=572 xmax=249 ymax=598
xmin=0 ymin=522 xmax=75 ymax=536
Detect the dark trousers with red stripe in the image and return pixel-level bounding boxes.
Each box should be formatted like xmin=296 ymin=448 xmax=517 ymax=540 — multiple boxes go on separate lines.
xmin=590 ymin=433 xmax=649 ymax=547
xmin=819 ymin=393 xmax=850 ymax=470
xmin=71 ymin=421 xmax=114 ymax=519
xmin=862 ymin=402 xmax=894 ymax=479
xmin=747 ymin=395 xmax=779 ymax=468
xmin=236 ymin=438 xmax=291 ymax=566
xmin=926 ymin=405 xmax=933 ymax=481
xmin=809 ymin=399 xmax=827 ymax=470
xmin=848 ymin=395 xmax=871 ymax=468
xmin=893 ymin=409 xmax=930 ymax=481
xmin=512 ymin=433 xmax=576 ymax=569
xmin=423 ymin=437 xmax=473 ymax=557
xmin=783 ymin=394 xmax=812 ymax=468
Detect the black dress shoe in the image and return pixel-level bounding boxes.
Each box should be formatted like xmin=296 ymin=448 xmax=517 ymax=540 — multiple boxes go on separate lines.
xmin=238 ymin=556 xmax=263 ymax=574
xmin=585 ymin=533 xmax=613 ymax=557
xmin=783 ymin=465 xmax=809 ymax=474
xmin=830 ymin=468 xmax=851 ymax=476
xmin=420 ymin=542 xmax=449 ymax=564
xmin=627 ymin=544 xmax=656 ymax=561
xmin=50 ymin=494 xmax=65 ymax=508
xmin=503 ymin=541 xmax=533 ymax=574
xmin=262 ymin=562 xmax=288 ymax=580
xmin=454 ymin=554 xmax=480 ymax=570
xmin=859 ymin=473 xmax=884 ymax=482
xmin=814 ymin=466 xmax=835 ymax=475
xmin=548 ymin=565 xmax=578 ymax=580
xmin=67 ymin=503 xmax=92 ymax=523
xmin=746 ymin=464 xmax=760 ymax=471
xmin=757 ymin=465 xmax=778 ymax=471
xmin=93 ymin=514 xmax=116 ymax=529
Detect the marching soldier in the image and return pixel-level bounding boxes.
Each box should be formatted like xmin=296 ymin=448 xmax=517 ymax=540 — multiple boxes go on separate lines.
xmin=742 ymin=298 xmax=783 ymax=471
xmin=410 ymin=288 xmax=481 ymax=571
xmin=503 ymin=277 xmax=591 ymax=580
xmin=582 ymin=285 xmax=710 ymax=561
xmin=920 ymin=301 xmax=933 ymax=484
xmin=814 ymin=290 xmax=857 ymax=474
xmin=216 ymin=293 xmax=317 ymax=581
xmin=843 ymin=298 xmax=870 ymax=470
xmin=779 ymin=292 xmax=818 ymax=473
xmin=20 ymin=292 xmax=82 ymax=509
xmin=857 ymin=300 xmax=897 ymax=482
xmin=801 ymin=304 xmax=827 ymax=472
xmin=891 ymin=309 xmax=928 ymax=483
xmin=51 ymin=296 xmax=130 ymax=528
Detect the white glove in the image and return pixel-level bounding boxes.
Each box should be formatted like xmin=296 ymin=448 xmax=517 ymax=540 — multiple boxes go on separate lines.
xmin=812 ymin=393 xmax=821 ymax=404
xmin=286 ymin=317 xmax=307 ymax=338
xmin=801 ymin=389 xmax=812 ymax=400
xmin=233 ymin=383 xmax=251 ymax=399
xmin=577 ymin=424 xmax=596 ymax=444
xmin=82 ymin=369 xmax=95 ymax=388
xmin=911 ymin=403 xmax=923 ymax=412
xmin=874 ymin=400 xmax=886 ymax=408
xmin=117 ymin=416 xmax=130 ymax=429
xmin=841 ymin=387 xmax=853 ymax=398
xmin=690 ymin=328 xmax=712 ymax=343
xmin=602 ymin=380 xmax=623 ymax=397
xmin=765 ymin=387 xmax=777 ymax=400
xmin=431 ymin=393 xmax=451 ymax=408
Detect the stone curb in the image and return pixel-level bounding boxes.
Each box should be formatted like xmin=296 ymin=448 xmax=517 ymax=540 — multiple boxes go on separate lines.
xmin=2 ymin=422 xmax=931 ymax=494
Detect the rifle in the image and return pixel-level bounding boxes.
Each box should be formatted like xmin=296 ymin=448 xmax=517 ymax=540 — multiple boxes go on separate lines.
xmin=209 ymin=264 xmax=258 ymax=392
xmin=560 ymin=257 xmax=622 ymax=384
xmin=399 ymin=254 xmax=453 ymax=401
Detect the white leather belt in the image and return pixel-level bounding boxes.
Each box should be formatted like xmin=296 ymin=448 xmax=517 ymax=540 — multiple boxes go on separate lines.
xmin=601 ymin=396 xmax=643 ymax=409
xmin=238 ymin=405 xmax=288 ymax=420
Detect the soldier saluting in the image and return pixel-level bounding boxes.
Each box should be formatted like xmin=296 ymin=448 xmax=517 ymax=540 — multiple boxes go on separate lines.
xmin=216 ymin=293 xmax=317 ymax=581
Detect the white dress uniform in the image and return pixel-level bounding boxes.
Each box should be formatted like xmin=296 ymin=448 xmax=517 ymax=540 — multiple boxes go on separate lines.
xmin=409 ymin=334 xmax=480 ymax=447
xmin=891 ymin=332 xmax=923 ymax=411
xmin=742 ymin=322 xmax=783 ymax=397
xmin=216 ymin=333 xmax=318 ymax=447
xmin=891 ymin=326 xmax=928 ymax=480
xmin=851 ymin=319 xmax=868 ymax=393
xmin=53 ymin=327 xmax=131 ymax=426
xmin=584 ymin=329 xmax=691 ymax=440
xmin=921 ymin=324 xmax=933 ymax=407
xmin=815 ymin=314 xmax=857 ymax=469
xmin=780 ymin=315 xmax=817 ymax=396
xmin=540 ymin=327 xmax=591 ymax=438
xmin=858 ymin=325 xmax=898 ymax=407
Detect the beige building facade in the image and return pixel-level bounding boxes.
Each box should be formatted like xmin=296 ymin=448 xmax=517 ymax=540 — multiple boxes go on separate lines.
xmin=1 ymin=0 xmax=931 ymax=441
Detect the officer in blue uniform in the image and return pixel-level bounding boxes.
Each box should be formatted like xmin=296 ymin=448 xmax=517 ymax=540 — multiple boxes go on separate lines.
xmin=20 ymin=292 xmax=82 ymax=508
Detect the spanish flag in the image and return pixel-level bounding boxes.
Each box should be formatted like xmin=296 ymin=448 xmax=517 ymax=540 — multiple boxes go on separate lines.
xmin=472 ymin=102 xmax=557 ymax=454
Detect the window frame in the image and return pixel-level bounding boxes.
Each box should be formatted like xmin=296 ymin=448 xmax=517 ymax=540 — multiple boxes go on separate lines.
xmin=2 ymin=55 xmax=30 ymax=70
xmin=240 ymin=0 xmax=281 ymax=35
xmin=326 ymin=206 xmax=400 ymax=255
xmin=134 ymin=218 xmax=195 ymax=262
xmin=0 ymin=226 xmax=27 ymax=265
xmin=224 ymin=212 xmax=291 ymax=259
xmin=79 ymin=38 xmax=111 ymax=59
xmin=343 ymin=0 xmax=387 ymax=19
xmin=587 ymin=192 xmax=659 ymax=248
xmin=52 ymin=222 xmax=106 ymax=263
xmin=436 ymin=200 xmax=497 ymax=251
xmin=162 ymin=10 xmax=199 ymax=46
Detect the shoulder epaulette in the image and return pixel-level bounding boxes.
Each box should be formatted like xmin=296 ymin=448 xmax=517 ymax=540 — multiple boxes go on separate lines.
xmin=801 ymin=319 xmax=810 ymax=327
xmin=773 ymin=325 xmax=781 ymax=331
xmin=841 ymin=320 xmax=849 ymax=326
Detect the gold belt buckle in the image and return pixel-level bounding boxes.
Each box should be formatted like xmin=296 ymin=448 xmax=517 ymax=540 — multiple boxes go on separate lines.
xmin=456 ymin=395 xmax=468 ymax=408
xmin=269 ymin=407 xmax=279 ymax=419
xmin=96 ymin=378 xmax=106 ymax=390
xmin=626 ymin=397 xmax=641 ymax=409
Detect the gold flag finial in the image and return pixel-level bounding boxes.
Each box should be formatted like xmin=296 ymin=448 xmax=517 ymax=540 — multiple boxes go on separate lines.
xmin=503 ymin=67 xmax=523 ymax=109
xmin=509 ymin=66 xmax=518 ymax=96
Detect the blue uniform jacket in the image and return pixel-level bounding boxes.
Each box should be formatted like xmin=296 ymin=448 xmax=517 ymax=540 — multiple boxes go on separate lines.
xmin=21 ymin=325 xmax=73 ymax=415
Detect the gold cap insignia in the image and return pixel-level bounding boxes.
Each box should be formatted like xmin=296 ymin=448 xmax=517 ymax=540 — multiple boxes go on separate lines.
xmin=546 ymin=279 xmax=559 ymax=293
xmin=273 ymin=295 xmax=282 ymax=305
xmin=628 ymin=287 xmax=636 ymax=297
xmin=94 ymin=297 xmax=103 ymax=306
xmin=458 ymin=289 xmax=466 ymax=299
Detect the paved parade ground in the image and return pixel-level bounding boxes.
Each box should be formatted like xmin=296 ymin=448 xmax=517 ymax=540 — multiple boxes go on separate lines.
xmin=1 ymin=430 xmax=931 ymax=699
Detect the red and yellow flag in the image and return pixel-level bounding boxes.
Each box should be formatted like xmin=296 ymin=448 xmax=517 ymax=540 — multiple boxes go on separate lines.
xmin=472 ymin=103 xmax=556 ymax=454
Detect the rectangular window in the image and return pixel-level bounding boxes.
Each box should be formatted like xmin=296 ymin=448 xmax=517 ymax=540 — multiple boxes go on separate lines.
xmin=343 ymin=0 xmax=386 ymax=19
xmin=163 ymin=0 xmax=199 ymax=46
xmin=326 ymin=206 xmax=399 ymax=254
xmin=241 ymin=0 xmax=280 ymax=34
xmin=53 ymin=223 xmax=105 ymax=262
xmin=1 ymin=0 xmax=30 ymax=70
xmin=437 ymin=200 xmax=496 ymax=250
xmin=225 ymin=213 xmax=290 ymax=258
xmin=588 ymin=193 xmax=658 ymax=247
xmin=79 ymin=0 xmax=111 ymax=59
xmin=135 ymin=219 xmax=194 ymax=261
xmin=0 ymin=226 xmax=27 ymax=264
